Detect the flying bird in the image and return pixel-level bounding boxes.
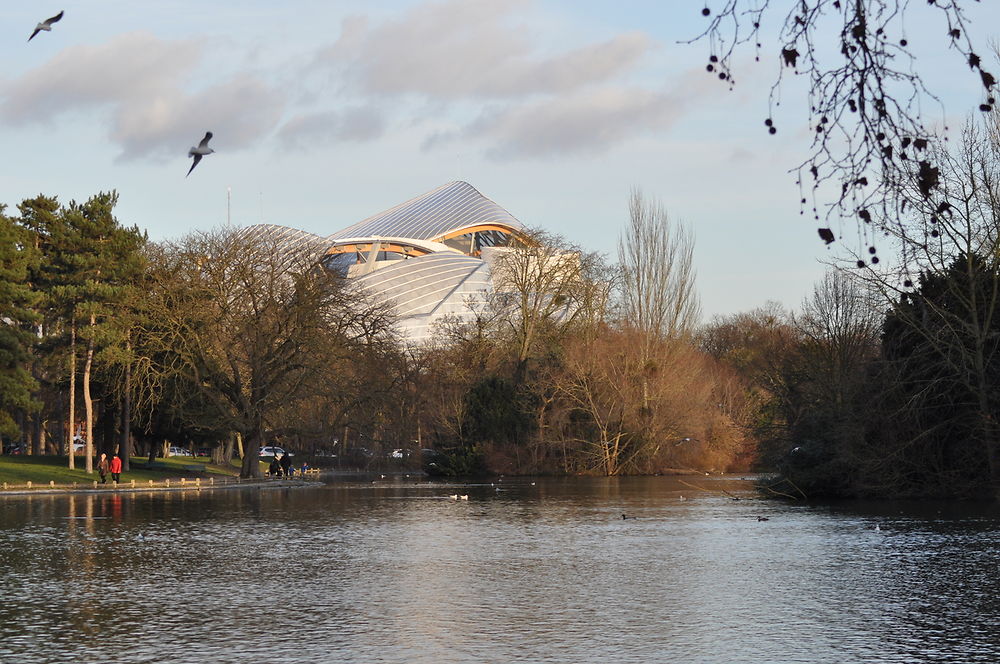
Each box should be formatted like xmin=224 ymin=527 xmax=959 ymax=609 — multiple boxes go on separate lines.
xmin=29 ymin=10 xmax=64 ymax=41
xmin=186 ymin=131 xmax=215 ymax=177
xmin=28 ymin=11 xmax=63 ymax=41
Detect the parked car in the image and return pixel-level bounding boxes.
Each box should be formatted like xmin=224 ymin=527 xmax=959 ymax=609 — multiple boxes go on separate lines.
xmin=167 ymin=446 xmax=193 ymax=457
xmin=258 ymin=446 xmax=292 ymax=458
xmin=388 ymin=448 xmax=414 ymax=460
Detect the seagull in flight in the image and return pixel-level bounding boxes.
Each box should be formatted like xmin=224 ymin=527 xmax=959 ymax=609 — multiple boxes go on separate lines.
xmin=29 ymin=11 xmax=64 ymax=42
xmin=186 ymin=132 xmax=214 ymax=177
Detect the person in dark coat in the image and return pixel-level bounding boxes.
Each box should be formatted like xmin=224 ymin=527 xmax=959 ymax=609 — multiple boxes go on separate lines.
xmin=279 ymin=452 xmax=293 ymax=478
xmin=268 ymin=456 xmax=280 ymax=477
xmin=97 ymin=453 xmax=109 ymax=484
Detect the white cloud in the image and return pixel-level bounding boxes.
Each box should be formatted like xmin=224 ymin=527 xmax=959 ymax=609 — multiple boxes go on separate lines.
xmin=437 ymin=87 xmax=685 ymax=159
xmin=321 ymin=0 xmax=652 ymax=99
xmin=277 ymin=106 xmax=386 ymax=150
xmin=0 ymin=32 xmax=285 ymax=161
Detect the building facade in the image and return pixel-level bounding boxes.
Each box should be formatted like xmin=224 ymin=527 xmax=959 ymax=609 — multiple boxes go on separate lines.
xmin=240 ymin=181 xmax=529 ymax=343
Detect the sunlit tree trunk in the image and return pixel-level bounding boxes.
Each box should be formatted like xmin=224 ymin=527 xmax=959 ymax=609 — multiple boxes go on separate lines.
xmin=67 ymin=322 xmax=76 ymax=470
xmin=119 ymin=334 xmax=132 ymax=471
xmin=82 ymin=313 xmax=96 ymax=474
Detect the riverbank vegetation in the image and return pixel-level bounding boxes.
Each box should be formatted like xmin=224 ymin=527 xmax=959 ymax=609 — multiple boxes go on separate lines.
xmin=5 ymin=113 xmax=1000 ymax=498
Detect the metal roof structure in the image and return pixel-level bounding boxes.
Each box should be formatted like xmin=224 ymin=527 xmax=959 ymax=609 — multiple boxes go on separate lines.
xmin=239 ymin=181 xmax=527 ymax=343
xmin=327 ymin=181 xmax=524 ymax=242
xmin=236 ymin=223 xmax=330 ymax=258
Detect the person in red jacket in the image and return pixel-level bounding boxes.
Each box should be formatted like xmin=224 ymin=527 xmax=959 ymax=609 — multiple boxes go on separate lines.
xmin=109 ymin=454 xmax=123 ymax=483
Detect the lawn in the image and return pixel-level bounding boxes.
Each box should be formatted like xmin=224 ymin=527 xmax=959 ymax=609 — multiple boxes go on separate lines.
xmin=0 ymin=455 xmax=263 ymax=485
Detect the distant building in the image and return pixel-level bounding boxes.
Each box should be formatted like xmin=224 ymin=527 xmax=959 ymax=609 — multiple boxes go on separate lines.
xmin=240 ymin=181 xmax=529 ymax=343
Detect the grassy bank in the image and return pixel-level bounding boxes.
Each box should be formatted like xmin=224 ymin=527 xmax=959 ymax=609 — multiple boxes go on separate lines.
xmin=0 ymin=455 xmax=261 ymax=485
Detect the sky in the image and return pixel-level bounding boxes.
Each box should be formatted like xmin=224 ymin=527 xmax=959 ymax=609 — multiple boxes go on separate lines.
xmin=1 ymin=0 xmax=998 ymax=320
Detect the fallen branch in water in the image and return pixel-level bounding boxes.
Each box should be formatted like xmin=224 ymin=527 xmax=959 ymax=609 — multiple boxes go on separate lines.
xmin=678 ymin=478 xmax=743 ymax=501
xmin=761 ymin=477 xmax=807 ymax=501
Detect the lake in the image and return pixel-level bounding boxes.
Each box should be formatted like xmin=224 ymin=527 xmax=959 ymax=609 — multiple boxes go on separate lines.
xmin=1 ymin=475 xmax=998 ymax=663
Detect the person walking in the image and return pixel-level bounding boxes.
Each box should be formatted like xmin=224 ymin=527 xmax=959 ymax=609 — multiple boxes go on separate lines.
xmin=97 ymin=453 xmax=110 ymax=484
xmin=109 ymin=454 xmax=123 ymax=484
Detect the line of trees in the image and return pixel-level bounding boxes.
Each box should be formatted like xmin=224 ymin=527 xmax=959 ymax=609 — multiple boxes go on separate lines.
xmin=0 ymin=188 xmax=759 ymax=478
xmin=705 ymin=114 xmax=1000 ymax=500
xmin=6 ymin=145 xmax=1000 ymax=495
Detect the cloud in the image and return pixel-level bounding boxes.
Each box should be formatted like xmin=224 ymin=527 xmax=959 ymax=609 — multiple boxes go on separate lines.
xmin=277 ymin=107 xmax=386 ymax=150
xmin=321 ymin=0 xmax=652 ymax=100
xmin=431 ymin=87 xmax=684 ymax=159
xmin=0 ymin=31 xmax=285 ymax=161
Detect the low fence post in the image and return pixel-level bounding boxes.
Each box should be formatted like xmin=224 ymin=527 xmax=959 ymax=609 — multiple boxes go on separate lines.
xmin=131 ymin=479 xmax=136 ymax=488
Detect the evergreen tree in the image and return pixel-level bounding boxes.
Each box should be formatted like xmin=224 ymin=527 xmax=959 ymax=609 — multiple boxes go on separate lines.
xmin=0 ymin=207 xmax=40 ymax=440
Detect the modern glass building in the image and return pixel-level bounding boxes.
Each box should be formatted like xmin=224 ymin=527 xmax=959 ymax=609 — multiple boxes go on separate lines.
xmin=241 ymin=181 xmax=529 ymax=343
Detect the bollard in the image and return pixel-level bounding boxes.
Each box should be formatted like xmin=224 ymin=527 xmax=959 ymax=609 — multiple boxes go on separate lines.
xmin=92 ymin=481 xmax=97 ymax=489
xmin=50 ymin=480 xmax=55 ymax=488
xmin=131 ymin=479 xmax=136 ymax=488
xmin=2 ymin=482 xmax=6 ymax=490
xmin=210 ymin=478 xmax=215 ymax=486
xmin=196 ymin=478 xmax=201 ymax=489
xmin=149 ymin=480 xmax=154 ymax=487
xmin=180 ymin=478 xmax=186 ymax=485
xmin=165 ymin=479 xmax=170 ymax=487
xmin=27 ymin=481 xmax=32 ymax=489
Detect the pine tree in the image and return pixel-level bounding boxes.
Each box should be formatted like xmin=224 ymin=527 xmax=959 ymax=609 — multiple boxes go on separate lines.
xmin=0 ymin=207 xmax=40 ymax=441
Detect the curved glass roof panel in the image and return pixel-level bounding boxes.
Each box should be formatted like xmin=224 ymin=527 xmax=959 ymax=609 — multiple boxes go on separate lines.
xmin=328 ymin=181 xmax=524 ymax=242
xmin=238 ymin=223 xmax=332 ymax=260
xmin=354 ymin=252 xmax=492 ymax=342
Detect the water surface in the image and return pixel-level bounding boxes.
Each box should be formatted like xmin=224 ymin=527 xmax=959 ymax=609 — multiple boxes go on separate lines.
xmin=1 ymin=476 xmax=998 ymax=663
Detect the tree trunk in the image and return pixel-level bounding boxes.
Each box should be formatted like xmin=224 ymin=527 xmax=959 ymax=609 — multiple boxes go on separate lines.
xmin=83 ymin=313 xmax=96 ymax=474
xmin=31 ymin=412 xmax=42 ymax=456
xmin=54 ymin=391 xmax=65 ymax=456
xmin=67 ymin=322 xmax=76 ymax=470
xmin=120 ymin=340 xmax=131 ymax=472
xmin=240 ymin=429 xmax=262 ymax=478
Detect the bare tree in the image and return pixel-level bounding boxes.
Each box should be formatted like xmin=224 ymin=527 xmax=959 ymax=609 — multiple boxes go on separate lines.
xmin=136 ymin=227 xmax=394 ymax=478
xmin=485 ymin=229 xmax=610 ymax=379
xmin=796 ymin=270 xmax=882 ymax=410
xmin=619 ymin=189 xmax=701 ymax=340
xmin=691 ymin=1 xmax=995 ymax=251
xmin=866 ymin=115 xmax=1000 ymax=492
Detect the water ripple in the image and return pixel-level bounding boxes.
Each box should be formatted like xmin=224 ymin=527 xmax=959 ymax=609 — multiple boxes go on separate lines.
xmin=0 ymin=478 xmax=998 ymax=663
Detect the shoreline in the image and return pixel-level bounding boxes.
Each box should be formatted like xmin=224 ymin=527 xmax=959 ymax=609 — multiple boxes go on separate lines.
xmin=0 ymin=477 xmax=323 ymax=497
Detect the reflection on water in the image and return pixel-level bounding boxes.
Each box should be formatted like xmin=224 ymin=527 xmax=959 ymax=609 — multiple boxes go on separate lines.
xmin=1 ymin=476 xmax=999 ymax=663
